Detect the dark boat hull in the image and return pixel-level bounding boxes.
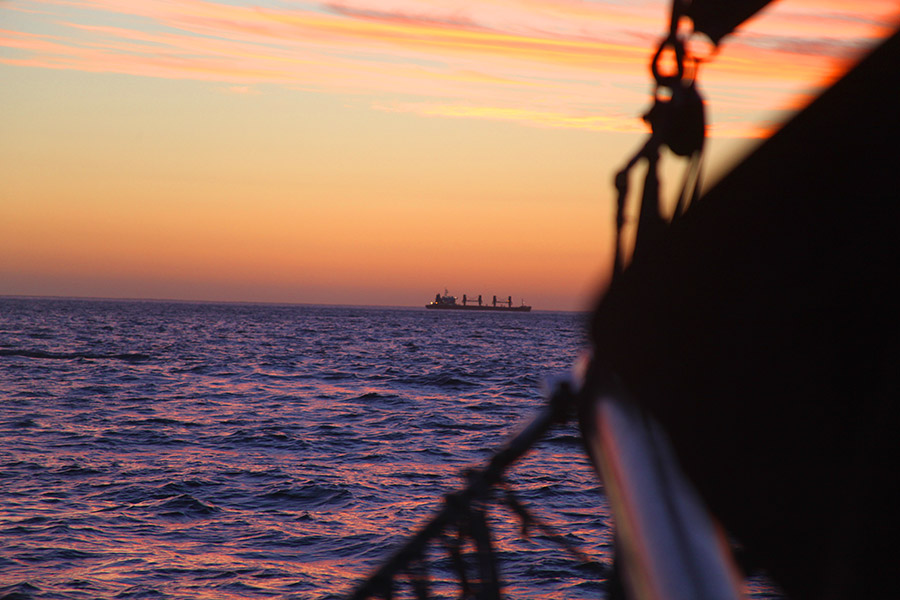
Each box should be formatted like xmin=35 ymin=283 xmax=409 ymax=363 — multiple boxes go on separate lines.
xmin=586 ymin=29 xmax=900 ymax=600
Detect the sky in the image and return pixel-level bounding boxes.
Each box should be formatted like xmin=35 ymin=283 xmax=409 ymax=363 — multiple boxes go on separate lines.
xmin=2 ymin=0 xmax=898 ymax=311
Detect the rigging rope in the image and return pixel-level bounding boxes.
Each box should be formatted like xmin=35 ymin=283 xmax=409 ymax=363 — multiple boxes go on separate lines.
xmin=345 ymin=381 xmax=600 ymax=600
xmin=612 ymin=7 xmax=706 ymax=280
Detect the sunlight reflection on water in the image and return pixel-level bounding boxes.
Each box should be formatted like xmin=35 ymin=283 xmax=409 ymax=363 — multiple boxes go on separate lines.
xmin=0 ymin=299 xmax=783 ymax=599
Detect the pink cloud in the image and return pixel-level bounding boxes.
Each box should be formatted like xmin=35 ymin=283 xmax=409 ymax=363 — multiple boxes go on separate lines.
xmin=2 ymin=0 xmax=897 ymax=137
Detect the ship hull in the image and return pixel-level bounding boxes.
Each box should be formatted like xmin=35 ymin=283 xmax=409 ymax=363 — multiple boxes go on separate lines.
xmin=425 ymin=304 xmax=531 ymax=312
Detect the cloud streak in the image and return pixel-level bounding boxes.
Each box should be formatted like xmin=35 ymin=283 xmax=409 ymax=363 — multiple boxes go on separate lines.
xmin=2 ymin=0 xmax=897 ymax=137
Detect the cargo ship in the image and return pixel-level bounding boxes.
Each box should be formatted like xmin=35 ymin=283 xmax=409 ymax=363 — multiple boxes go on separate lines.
xmin=425 ymin=291 xmax=531 ymax=312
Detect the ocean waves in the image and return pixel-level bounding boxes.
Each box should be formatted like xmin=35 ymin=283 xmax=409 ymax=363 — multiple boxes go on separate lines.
xmin=0 ymin=349 xmax=152 ymax=362
xmin=0 ymin=298 xmax=616 ymax=599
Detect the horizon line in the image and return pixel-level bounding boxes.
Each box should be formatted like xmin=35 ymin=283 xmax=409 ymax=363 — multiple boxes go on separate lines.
xmin=0 ymin=294 xmax=584 ymax=313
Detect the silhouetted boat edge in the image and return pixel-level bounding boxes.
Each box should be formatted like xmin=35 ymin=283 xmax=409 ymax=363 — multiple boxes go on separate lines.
xmin=425 ymin=291 xmax=531 ymax=312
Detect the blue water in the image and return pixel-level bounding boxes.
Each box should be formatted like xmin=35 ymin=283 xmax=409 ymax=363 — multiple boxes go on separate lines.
xmin=0 ymin=297 xmax=781 ymax=599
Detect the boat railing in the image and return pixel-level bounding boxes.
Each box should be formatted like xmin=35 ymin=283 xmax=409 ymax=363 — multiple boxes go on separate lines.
xmin=343 ymin=369 xmax=742 ymax=600
xmin=344 ymin=377 xmax=604 ymax=600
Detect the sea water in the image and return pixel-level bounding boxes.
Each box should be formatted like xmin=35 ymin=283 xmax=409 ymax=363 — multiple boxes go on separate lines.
xmin=0 ymin=298 xmax=781 ymax=599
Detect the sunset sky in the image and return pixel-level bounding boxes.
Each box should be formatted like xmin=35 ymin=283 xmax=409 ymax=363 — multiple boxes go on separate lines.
xmin=2 ymin=0 xmax=898 ymax=310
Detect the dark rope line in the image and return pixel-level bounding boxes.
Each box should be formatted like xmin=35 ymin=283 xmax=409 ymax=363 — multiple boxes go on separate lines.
xmin=444 ymin=529 xmax=473 ymax=599
xmin=469 ymin=505 xmax=502 ymax=600
xmin=500 ymin=486 xmax=607 ymax=576
xmin=345 ymin=382 xmax=577 ymax=600
xmin=406 ymin=554 xmax=431 ymax=600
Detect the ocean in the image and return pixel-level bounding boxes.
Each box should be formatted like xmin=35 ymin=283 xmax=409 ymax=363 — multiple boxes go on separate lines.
xmin=0 ymin=297 xmax=780 ymax=599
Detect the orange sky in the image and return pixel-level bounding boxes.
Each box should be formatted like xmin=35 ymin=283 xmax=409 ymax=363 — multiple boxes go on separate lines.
xmin=2 ymin=0 xmax=898 ymax=310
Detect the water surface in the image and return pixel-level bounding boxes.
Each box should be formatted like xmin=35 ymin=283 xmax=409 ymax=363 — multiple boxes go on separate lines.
xmin=1 ymin=298 xmax=614 ymax=599
xmin=0 ymin=298 xmax=784 ymax=599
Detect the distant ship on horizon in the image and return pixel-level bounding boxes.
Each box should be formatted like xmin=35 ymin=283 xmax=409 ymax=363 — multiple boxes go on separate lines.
xmin=425 ymin=290 xmax=531 ymax=312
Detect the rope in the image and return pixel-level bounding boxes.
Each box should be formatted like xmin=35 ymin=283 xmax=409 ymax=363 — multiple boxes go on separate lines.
xmin=612 ymin=6 xmax=706 ymax=281
xmin=345 ymin=381 xmax=583 ymax=600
